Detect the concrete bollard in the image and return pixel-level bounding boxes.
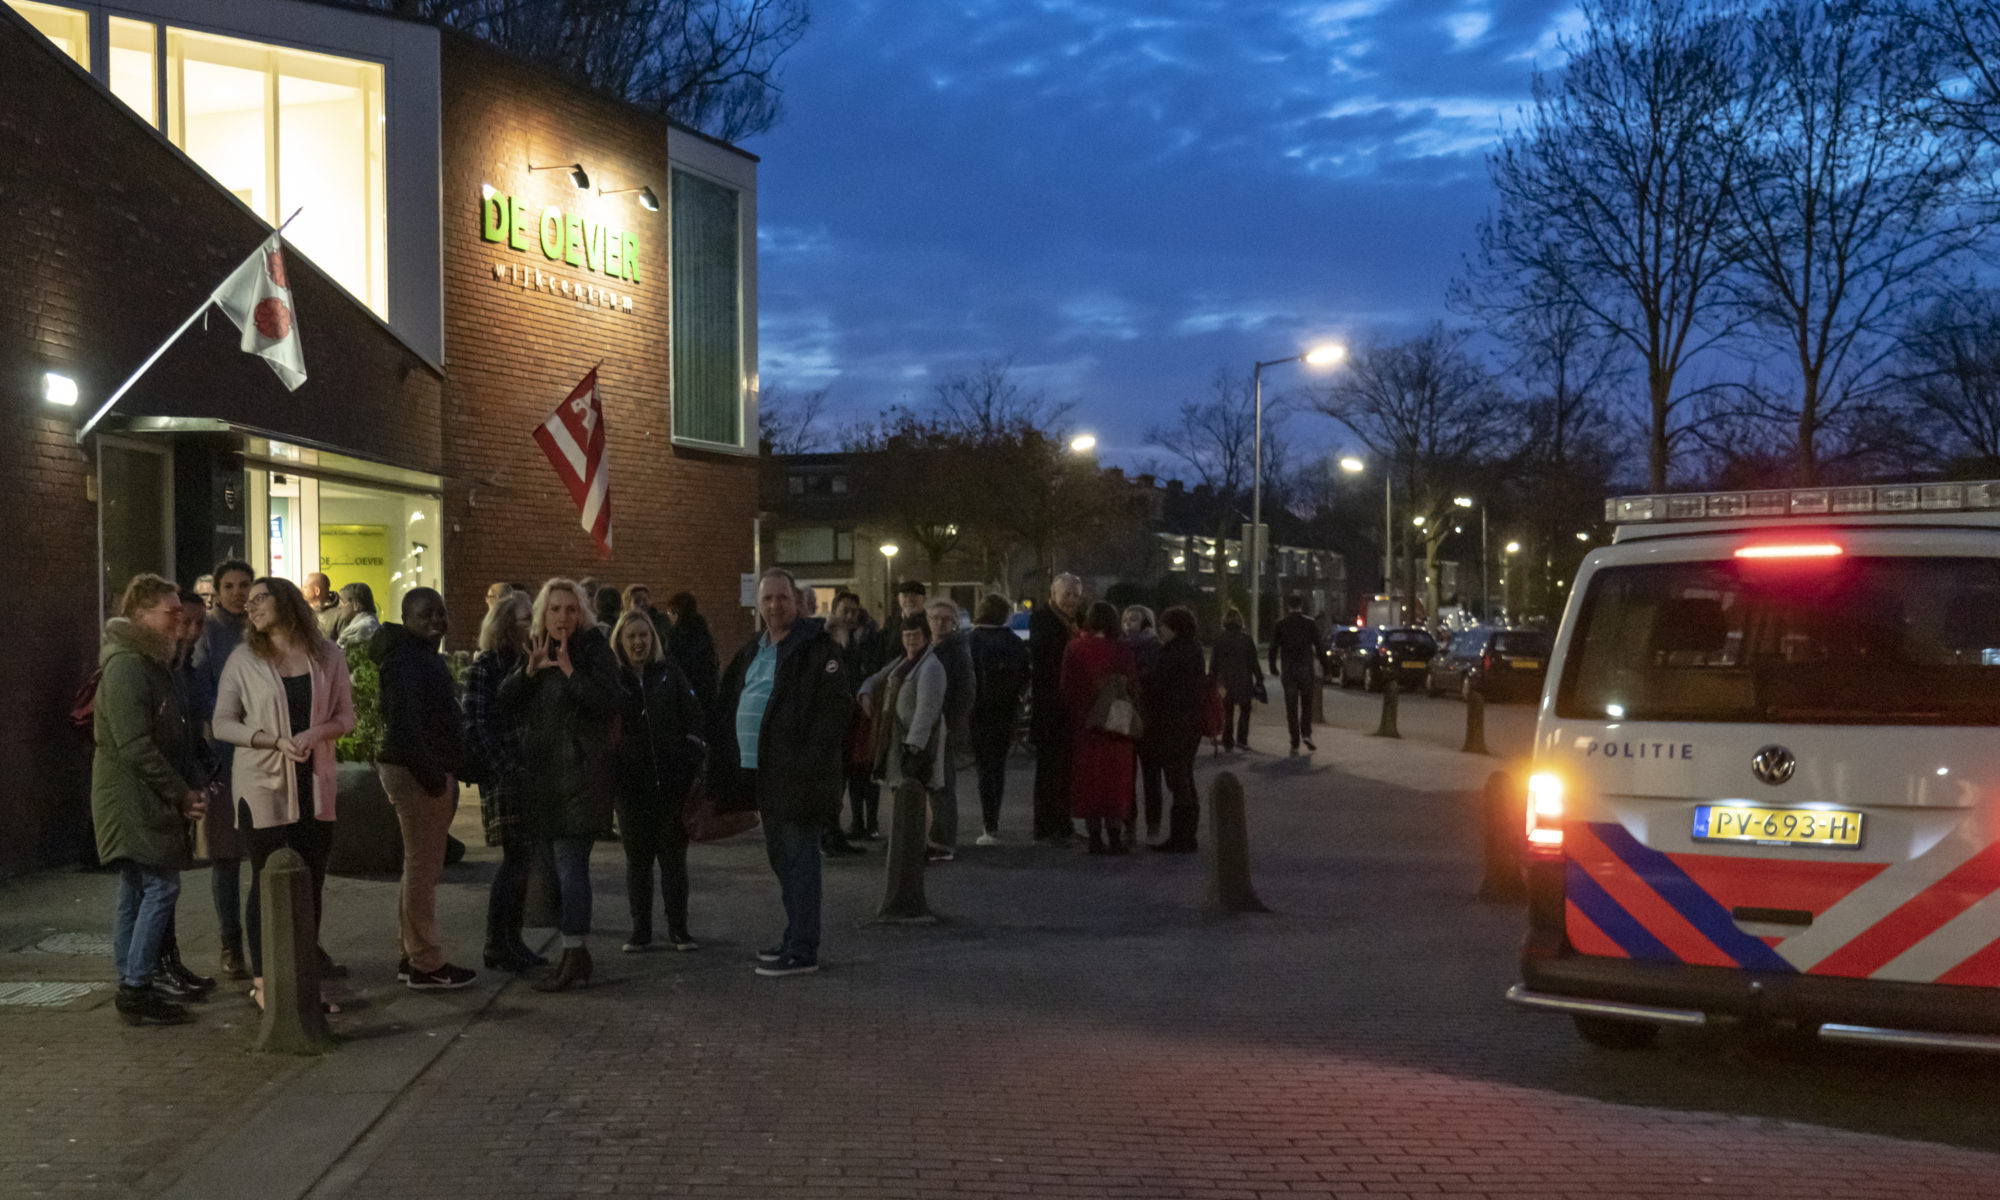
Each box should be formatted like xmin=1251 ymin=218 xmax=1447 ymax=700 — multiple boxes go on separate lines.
xmin=255 ymin=847 xmax=333 ymax=1055
xmin=1373 ymin=672 xmax=1401 ymax=739
xmin=1205 ymin=772 xmax=1270 ymax=915
xmin=875 ymin=780 xmax=935 ymax=922
xmin=1462 ymin=689 xmax=1490 ymax=755
xmin=1477 ymin=770 xmax=1527 ymax=904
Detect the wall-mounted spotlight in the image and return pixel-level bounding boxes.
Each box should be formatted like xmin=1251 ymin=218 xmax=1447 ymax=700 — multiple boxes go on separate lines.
xmin=600 ymin=184 xmax=660 ymax=212
xmin=43 ymin=372 xmax=77 ymax=407
xmin=530 ymin=161 xmax=590 ymax=190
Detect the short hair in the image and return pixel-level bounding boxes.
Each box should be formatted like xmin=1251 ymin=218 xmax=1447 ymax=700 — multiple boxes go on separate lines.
xmin=610 ymin=609 xmax=666 ymax=667
xmin=579 ymin=576 xmax=601 ymax=595
xmin=1160 ymin=606 xmax=1198 ymax=641
xmin=833 ymin=590 xmax=861 ymax=608
xmin=926 ymin=598 xmax=959 ymax=621
xmin=532 ymin=578 xmax=592 ymax=641
xmin=666 ymin=590 xmax=699 ymax=616
xmin=622 ymin=584 xmax=652 ymax=608
xmin=1121 ymin=604 xmax=1154 ymax=631
xmin=339 ymin=581 xmax=377 ymax=615
xmin=1051 ymin=572 xmax=1082 ymax=594
xmin=976 ymin=594 xmax=1011 ymax=626
xmin=213 ymin=558 xmax=255 ymax=585
xmin=119 ymin=573 xmax=179 ymax=619
xmin=595 ymin=588 xmax=624 ymax=623
xmin=1084 ymin=600 xmax=1121 ymax=636
xmin=758 ymin=566 xmax=798 ymax=592
xmin=245 ymin=576 xmax=332 ymax=663
xmin=896 ymin=579 xmax=927 ymax=597
xmin=478 ymin=590 xmax=531 ymax=653
xmin=401 ymin=587 xmax=445 ymax=622
xmin=509 ymin=581 xmax=529 ymax=594
xmin=899 ymin=611 xmax=931 ymax=638
xmin=177 ymin=588 xmax=204 ymax=609
xmin=195 ymin=574 xmax=215 ymax=588
xmin=1286 ymin=593 xmax=1305 ymax=610
xmin=1223 ymin=608 xmax=1244 ymax=630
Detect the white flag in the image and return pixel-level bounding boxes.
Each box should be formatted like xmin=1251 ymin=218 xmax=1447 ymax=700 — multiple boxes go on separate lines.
xmin=211 ymin=234 xmax=306 ymax=391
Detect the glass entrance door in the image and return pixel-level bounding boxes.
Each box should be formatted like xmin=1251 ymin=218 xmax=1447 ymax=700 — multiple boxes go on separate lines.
xmin=100 ymin=440 xmax=173 ymax=617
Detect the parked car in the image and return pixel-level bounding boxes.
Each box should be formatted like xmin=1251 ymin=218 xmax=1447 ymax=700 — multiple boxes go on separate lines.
xmin=1325 ymin=625 xmax=1362 ymax=678
xmin=1426 ymin=627 xmax=1550 ymax=701
xmin=1338 ymin=626 xmax=1437 ymax=691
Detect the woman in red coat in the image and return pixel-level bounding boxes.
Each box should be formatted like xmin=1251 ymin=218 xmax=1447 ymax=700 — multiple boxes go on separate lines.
xmin=1061 ymin=601 xmax=1139 ymax=854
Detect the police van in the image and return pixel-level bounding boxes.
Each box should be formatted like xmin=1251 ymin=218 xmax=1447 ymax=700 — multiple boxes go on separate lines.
xmin=1507 ymin=482 xmax=2000 ymax=1053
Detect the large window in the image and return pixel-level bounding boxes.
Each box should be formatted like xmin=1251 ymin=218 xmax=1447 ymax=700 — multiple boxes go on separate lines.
xmin=244 ymin=442 xmax=441 ymax=612
xmin=671 ymin=168 xmax=743 ymax=448
xmin=8 ymin=1 xmax=85 ymax=65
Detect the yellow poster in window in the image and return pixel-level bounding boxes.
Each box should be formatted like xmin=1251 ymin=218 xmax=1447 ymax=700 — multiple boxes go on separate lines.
xmin=320 ymin=524 xmax=392 ymax=613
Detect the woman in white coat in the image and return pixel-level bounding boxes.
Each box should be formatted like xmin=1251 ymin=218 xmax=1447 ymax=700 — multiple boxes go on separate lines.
xmin=860 ymin=612 xmax=950 ymax=861
xmin=213 ymin=576 xmax=355 ymax=1007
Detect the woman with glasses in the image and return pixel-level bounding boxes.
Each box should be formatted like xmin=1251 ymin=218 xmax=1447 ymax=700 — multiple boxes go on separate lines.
xmin=212 ymin=576 xmax=355 ymax=1011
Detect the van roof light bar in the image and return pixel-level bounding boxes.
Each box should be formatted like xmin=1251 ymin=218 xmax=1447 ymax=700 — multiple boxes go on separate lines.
xmin=1606 ymin=481 xmax=2000 ymax=524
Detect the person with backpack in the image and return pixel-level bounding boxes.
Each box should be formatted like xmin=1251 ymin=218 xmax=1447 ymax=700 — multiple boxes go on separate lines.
xmin=1147 ymin=607 xmax=1209 ymax=852
xmin=966 ymin=594 xmax=1029 ymax=845
xmin=93 ymin=574 xmax=210 ymax=1026
xmin=1060 ymin=601 xmax=1140 ymax=855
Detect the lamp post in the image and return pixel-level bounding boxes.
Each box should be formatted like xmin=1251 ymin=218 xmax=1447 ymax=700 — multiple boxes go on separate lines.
xmin=880 ymin=542 xmax=899 ymax=616
xmin=1452 ymin=496 xmax=1488 ymax=624
xmin=1503 ymin=540 xmax=1520 ymax=621
xmin=1250 ymin=343 xmax=1345 ymax=639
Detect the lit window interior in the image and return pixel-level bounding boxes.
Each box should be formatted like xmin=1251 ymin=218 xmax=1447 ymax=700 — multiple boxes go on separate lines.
xmin=7 ymin=1 xmax=86 ymax=66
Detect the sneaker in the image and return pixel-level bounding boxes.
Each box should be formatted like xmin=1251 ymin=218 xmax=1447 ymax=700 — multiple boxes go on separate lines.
xmin=1302 ymin=737 xmax=1316 ymax=752
xmin=622 ymin=935 xmax=653 ymax=953
xmin=406 ymin=963 xmax=477 ymax=990
xmin=754 ymin=956 xmax=819 ymax=978
xmin=668 ymin=933 xmax=700 ymax=952
xmin=975 ymin=832 xmax=1000 ymax=847
xmin=396 ymin=957 xmax=411 ymax=983
xmin=925 ymin=846 xmax=955 ymax=863
xmin=756 ymin=947 xmax=784 ymax=963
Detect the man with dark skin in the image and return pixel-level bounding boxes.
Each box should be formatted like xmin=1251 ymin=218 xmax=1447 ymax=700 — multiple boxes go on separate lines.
xmin=370 ymin=588 xmax=475 ymax=990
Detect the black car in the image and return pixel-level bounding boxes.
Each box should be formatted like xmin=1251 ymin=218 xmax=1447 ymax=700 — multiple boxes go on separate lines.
xmin=1425 ymin=626 xmax=1550 ymax=701
xmin=1324 ymin=625 xmax=1362 ymax=678
xmin=1338 ymin=627 xmax=1437 ymax=692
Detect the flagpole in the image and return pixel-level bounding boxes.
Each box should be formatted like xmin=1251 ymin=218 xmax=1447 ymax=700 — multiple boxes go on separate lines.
xmin=74 ymin=210 xmax=306 ymax=444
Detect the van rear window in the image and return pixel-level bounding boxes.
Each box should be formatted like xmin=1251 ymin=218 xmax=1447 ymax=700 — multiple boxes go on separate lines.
xmin=1556 ymin=557 xmax=2000 ymax=725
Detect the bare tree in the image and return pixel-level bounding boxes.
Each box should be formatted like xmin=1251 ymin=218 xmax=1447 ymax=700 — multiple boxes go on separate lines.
xmin=757 ymin=385 xmax=831 ymax=454
xmin=1142 ymin=369 xmax=1258 ymax=497
xmin=1475 ymin=0 xmax=1757 ymax=491
xmin=1890 ymin=291 xmax=2000 ymax=466
xmin=369 ymin=0 xmax=810 ymax=141
xmin=1726 ymin=0 xmax=1989 ymax=482
xmin=1886 ymin=0 xmax=2000 ymax=147
xmin=1315 ymin=325 xmax=1512 ymax=626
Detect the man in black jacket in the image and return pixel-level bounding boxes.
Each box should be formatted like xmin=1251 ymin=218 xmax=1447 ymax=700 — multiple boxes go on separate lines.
xmin=371 ymin=588 xmax=476 ymax=990
xmin=1269 ymin=593 xmax=1322 ymax=755
xmin=1029 ymin=573 xmax=1083 ymax=843
xmin=709 ymin=568 xmax=851 ymax=977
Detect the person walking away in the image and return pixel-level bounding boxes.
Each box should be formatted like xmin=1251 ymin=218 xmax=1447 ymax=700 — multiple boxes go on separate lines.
xmin=1147 ymin=607 xmax=1208 ymax=852
xmin=212 ymin=577 xmax=355 ymax=1012
xmin=1121 ymin=605 xmax=1164 ymax=841
xmin=1211 ymin=609 xmax=1262 ymax=752
xmin=189 ymin=559 xmax=254 ymax=980
xmin=304 ymin=572 xmax=341 ymax=638
xmin=1062 ymin=602 xmax=1140 ymax=854
xmin=462 ymin=590 xmax=546 ymax=972
xmin=926 ymin=599 xmax=974 ymax=857
xmin=500 ymin=578 xmax=622 ymax=992
xmin=1269 ymin=594 xmax=1321 ymax=754
xmin=1030 ymin=573 xmax=1083 ymax=843
xmin=333 ymin=582 xmax=380 ymax=649
xmin=663 ymin=591 xmax=720 ymax=712
xmin=95 ymin=575 xmax=209 ymax=1025
xmin=829 ymin=592 xmax=889 ymax=841
xmin=967 ymin=595 xmax=1030 ymax=844
xmin=708 ymin=568 xmax=850 ymax=978
xmin=861 ymin=612 xmax=948 ymax=858
xmin=370 ymin=588 xmax=476 ymax=990
xmin=610 ymin=611 xmax=705 ymax=952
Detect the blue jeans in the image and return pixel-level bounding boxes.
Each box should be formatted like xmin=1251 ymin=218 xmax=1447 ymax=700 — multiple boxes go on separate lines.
xmin=549 ymin=836 xmax=594 ymax=940
xmin=752 ymin=771 xmax=822 ymax=962
xmin=113 ymin=863 xmax=181 ymax=989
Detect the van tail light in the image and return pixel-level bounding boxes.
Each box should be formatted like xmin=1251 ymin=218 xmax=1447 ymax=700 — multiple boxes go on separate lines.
xmin=1526 ymin=773 xmax=1565 ymax=855
xmin=1735 ymin=542 xmax=1842 ymax=560
xmin=1481 ymin=650 xmax=1494 ymax=672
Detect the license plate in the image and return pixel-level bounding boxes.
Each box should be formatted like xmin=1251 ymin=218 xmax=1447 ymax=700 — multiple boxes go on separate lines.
xmin=1507 ymin=657 xmax=1540 ymax=669
xmin=1693 ymin=805 xmax=1863 ymax=848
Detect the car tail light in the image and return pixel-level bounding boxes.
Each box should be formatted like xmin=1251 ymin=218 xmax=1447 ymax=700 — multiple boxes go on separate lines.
xmin=1526 ymin=773 xmax=1565 ymax=854
xmin=1734 ymin=542 xmax=1842 ymax=560
xmin=1480 ymin=650 xmax=1494 ymax=672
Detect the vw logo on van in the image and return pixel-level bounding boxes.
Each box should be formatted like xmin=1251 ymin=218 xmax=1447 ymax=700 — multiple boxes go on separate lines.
xmin=1751 ymin=744 xmax=1797 ymax=786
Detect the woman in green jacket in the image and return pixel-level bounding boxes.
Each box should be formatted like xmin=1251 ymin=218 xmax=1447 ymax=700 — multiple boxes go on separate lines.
xmin=93 ymin=574 xmax=208 ymax=1027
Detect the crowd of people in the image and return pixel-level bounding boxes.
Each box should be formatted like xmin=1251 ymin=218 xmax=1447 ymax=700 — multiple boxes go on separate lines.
xmin=88 ymin=560 xmax=1289 ymax=1025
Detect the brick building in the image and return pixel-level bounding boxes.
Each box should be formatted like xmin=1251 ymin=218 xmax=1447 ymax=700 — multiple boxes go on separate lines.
xmin=0 ymin=1 xmax=760 ymax=875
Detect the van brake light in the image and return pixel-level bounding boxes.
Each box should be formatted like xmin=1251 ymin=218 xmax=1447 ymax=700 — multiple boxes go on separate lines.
xmin=1526 ymin=773 xmax=1565 ymax=854
xmin=1734 ymin=543 xmax=1843 ymax=559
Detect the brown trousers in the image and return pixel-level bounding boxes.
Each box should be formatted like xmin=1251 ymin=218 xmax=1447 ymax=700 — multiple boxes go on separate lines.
xmin=378 ymin=763 xmax=458 ymax=974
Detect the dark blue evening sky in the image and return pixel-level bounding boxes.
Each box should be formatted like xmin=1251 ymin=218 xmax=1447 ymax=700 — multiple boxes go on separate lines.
xmin=743 ymin=0 xmax=1582 ymax=463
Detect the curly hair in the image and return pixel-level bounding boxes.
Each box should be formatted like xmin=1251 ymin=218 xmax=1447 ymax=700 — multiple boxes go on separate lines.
xmin=244 ymin=576 xmax=332 ymax=663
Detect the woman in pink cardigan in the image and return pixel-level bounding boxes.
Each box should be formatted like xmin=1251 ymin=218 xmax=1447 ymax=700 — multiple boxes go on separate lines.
xmin=213 ymin=576 xmax=354 ymax=1008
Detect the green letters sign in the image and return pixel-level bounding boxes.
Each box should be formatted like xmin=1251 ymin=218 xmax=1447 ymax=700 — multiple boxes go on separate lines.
xmin=480 ymin=187 xmax=640 ymax=284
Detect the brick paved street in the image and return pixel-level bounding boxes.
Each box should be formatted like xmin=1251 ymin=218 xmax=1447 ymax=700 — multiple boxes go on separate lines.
xmin=9 ymin=700 xmax=2000 ymax=1199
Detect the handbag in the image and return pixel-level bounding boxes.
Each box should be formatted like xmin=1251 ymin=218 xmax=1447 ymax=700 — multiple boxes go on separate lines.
xmin=1200 ymin=676 xmax=1225 ymax=740
xmin=1252 ymin=677 xmax=1269 ymax=705
xmin=1087 ymin=674 xmax=1145 ymax=741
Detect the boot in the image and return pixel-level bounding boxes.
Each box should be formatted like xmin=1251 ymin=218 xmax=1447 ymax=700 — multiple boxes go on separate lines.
xmin=115 ymin=983 xmax=192 ymax=1026
xmin=533 ymin=945 xmax=594 ymax=992
xmin=218 ymin=936 xmax=250 ymax=982
xmin=162 ymin=944 xmax=216 ymax=995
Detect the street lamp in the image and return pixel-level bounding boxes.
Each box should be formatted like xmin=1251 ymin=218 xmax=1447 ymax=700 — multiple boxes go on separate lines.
xmin=880 ymin=542 xmax=899 ymax=616
xmin=1453 ymin=496 xmax=1490 ymax=624
xmin=1502 ymin=540 xmax=1520 ymax=621
xmin=1069 ymin=433 xmax=1097 ymax=454
xmin=1249 ymin=343 xmax=1345 ymax=639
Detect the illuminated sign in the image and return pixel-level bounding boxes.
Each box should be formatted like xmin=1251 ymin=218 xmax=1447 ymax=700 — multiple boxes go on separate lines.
xmin=479 ymin=186 xmax=639 ymax=283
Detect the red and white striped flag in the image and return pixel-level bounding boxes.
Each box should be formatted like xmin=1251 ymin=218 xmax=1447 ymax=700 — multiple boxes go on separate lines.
xmin=532 ymin=369 xmax=613 ymax=558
